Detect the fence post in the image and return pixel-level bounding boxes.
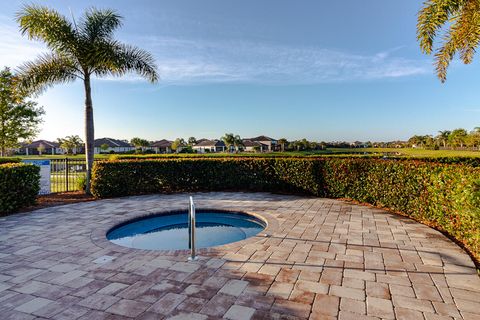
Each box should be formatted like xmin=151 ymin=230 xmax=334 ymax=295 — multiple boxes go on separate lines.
xmin=65 ymin=158 xmax=69 ymax=192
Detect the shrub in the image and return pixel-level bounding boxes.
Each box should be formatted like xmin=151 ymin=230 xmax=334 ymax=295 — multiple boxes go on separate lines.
xmin=76 ymin=174 xmax=87 ymax=191
xmin=91 ymin=158 xmax=480 ymax=263
xmin=0 ymin=163 xmax=40 ymax=214
xmin=91 ymin=158 xmax=322 ymax=198
xmin=0 ymin=157 xmax=21 ymax=164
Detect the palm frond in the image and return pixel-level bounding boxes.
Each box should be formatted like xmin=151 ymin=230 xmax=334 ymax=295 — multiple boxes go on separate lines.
xmin=417 ymin=0 xmax=464 ymax=54
xmin=16 ymin=4 xmax=78 ymax=55
xmin=80 ymin=8 xmax=123 ymax=42
xmin=433 ymin=0 xmax=480 ymax=81
xmin=456 ymin=0 xmax=480 ymax=64
xmin=16 ymin=53 xmax=80 ymax=95
xmin=91 ymin=41 xmax=158 ymax=83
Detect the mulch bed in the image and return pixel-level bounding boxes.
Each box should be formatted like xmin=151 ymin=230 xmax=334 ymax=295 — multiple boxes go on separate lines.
xmin=18 ymin=191 xmax=95 ymax=213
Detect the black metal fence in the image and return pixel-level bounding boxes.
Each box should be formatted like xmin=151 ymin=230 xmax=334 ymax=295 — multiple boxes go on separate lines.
xmin=50 ymin=158 xmax=87 ymax=193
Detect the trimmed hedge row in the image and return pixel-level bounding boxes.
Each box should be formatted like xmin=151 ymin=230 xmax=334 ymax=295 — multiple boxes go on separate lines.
xmin=0 ymin=163 xmax=40 ymax=214
xmin=91 ymin=158 xmax=322 ymax=197
xmin=91 ymin=158 xmax=480 ymax=262
xmin=0 ymin=157 xmax=21 ymax=164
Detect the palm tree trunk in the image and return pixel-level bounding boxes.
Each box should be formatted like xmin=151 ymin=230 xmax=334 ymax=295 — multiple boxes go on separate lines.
xmin=84 ymin=75 xmax=94 ymax=195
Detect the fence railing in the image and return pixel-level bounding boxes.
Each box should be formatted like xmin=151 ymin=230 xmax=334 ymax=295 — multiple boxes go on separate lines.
xmin=50 ymin=158 xmax=87 ymax=193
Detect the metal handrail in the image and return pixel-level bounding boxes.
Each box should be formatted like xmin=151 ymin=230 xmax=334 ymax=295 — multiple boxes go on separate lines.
xmin=188 ymin=196 xmax=197 ymax=261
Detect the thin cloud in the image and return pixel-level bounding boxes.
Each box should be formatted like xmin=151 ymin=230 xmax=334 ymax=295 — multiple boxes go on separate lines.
xmin=0 ymin=15 xmax=47 ymax=69
xmin=136 ymin=37 xmax=430 ymax=84
xmin=0 ymin=14 xmax=429 ymax=84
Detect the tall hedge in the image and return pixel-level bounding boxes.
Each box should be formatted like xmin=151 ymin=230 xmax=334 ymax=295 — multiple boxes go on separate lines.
xmin=91 ymin=158 xmax=322 ymax=197
xmin=91 ymin=158 xmax=480 ymax=262
xmin=0 ymin=163 xmax=40 ymax=214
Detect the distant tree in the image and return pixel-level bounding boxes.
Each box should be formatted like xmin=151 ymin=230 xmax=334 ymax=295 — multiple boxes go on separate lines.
xmin=100 ymin=143 xmax=109 ymax=153
xmin=58 ymin=135 xmax=83 ymax=154
xmin=233 ymin=135 xmax=243 ymax=152
xmin=37 ymin=143 xmax=45 ymax=155
xmin=0 ymin=67 xmax=44 ymax=156
xmin=171 ymin=138 xmax=185 ymax=152
xmin=16 ymin=5 xmax=158 ymax=193
xmin=449 ymin=128 xmax=468 ymax=148
xmin=222 ymin=133 xmax=235 ymax=152
xmin=130 ymin=137 xmax=150 ymax=150
xmin=436 ymin=130 xmax=451 ymax=148
xmin=188 ymin=137 xmax=197 ymax=145
xmin=417 ymin=0 xmax=480 ymax=82
xmin=278 ymin=138 xmax=288 ymax=152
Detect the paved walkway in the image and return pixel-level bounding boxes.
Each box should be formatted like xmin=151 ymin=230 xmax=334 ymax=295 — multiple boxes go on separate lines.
xmin=0 ymin=192 xmax=479 ymax=320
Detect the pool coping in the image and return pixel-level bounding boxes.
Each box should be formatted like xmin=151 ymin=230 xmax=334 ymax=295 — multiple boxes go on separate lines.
xmin=90 ymin=207 xmax=280 ymax=257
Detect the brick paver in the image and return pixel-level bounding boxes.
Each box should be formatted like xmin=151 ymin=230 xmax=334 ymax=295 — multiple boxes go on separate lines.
xmin=0 ymin=192 xmax=479 ymax=319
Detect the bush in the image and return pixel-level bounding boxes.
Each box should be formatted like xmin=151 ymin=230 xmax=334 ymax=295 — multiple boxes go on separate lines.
xmin=0 ymin=157 xmax=21 ymax=164
xmin=0 ymin=163 xmax=40 ymax=214
xmin=91 ymin=158 xmax=480 ymax=263
xmin=91 ymin=158 xmax=322 ymax=198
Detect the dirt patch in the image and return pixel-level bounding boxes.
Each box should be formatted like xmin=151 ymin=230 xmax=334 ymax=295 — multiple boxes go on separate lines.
xmin=18 ymin=191 xmax=95 ymax=213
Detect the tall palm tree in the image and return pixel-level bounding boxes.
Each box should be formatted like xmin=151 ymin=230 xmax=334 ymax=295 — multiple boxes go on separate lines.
xmin=437 ymin=130 xmax=451 ymax=148
xmin=16 ymin=5 xmax=158 ymax=194
xmin=417 ymin=0 xmax=480 ymax=82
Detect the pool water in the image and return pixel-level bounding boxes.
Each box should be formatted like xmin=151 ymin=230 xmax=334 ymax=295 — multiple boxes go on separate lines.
xmin=107 ymin=210 xmax=266 ymax=250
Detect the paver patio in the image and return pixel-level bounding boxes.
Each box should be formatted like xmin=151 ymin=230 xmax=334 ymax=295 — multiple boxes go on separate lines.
xmin=0 ymin=192 xmax=479 ymax=320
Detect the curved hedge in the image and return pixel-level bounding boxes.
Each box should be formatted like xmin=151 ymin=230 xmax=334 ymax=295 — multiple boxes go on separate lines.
xmin=0 ymin=163 xmax=40 ymax=214
xmin=91 ymin=158 xmax=480 ymax=263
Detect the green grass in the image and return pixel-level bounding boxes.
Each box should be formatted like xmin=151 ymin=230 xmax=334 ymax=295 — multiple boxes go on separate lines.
xmin=50 ymin=172 xmax=85 ymax=192
xmin=14 ymin=147 xmax=480 ymax=160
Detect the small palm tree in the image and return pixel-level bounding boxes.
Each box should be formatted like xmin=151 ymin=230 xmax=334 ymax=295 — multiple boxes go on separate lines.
xmin=417 ymin=0 xmax=480 ymax=82
xmin=16 ymin=5 xmax=158 ymax=193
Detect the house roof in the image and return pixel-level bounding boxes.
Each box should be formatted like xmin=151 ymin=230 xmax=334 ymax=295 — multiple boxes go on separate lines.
xmin=242 ymin=140 xmax=265 ymax=147
xmin=94 ymin=138 xmax=132 ymax=148
xmin=25 ymin=140 xmax=59 ymax=148
xmin=193 ymin=139 xmax=226 ymax=147
xmin=151 ymin=139 xmax=172 ymax=148
xmin=248 ymin=135 xmax=277 ymax=142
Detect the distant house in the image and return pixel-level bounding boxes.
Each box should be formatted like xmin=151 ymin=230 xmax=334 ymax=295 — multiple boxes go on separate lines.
xmin=94 ymin=138 xmax=134 ymax=154
xmin=151 ymin=139 xmax=173 ymax=154
xmin=242 ymin=140 xmax=268 ymax=152
xmin=22 ymin=140 xmax=63 ymax=155
xmin=192 ymin=140 xmax=226 ymax=153
xmin=247 ymin=136 xmax=278 ymax=151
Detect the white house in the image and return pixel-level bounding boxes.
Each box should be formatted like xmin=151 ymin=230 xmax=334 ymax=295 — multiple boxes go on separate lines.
xmin=242 ymin=140 xmax=268 ymax=152
xmin=247 ymin=136 xmax=278 ymax=151
xmin=22 ymin=140 xmax=64 ymax=155
xmin=94 ymin=138 xmax=135 ymax=154
xmin=150 ymin=139 xmax=173 ymax=154
xmin=192 ymin=140 xmax=226 ymax=153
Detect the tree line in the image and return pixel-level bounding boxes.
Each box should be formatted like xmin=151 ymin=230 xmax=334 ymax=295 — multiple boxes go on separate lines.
xmin=407 ymin=127 xmax=480 ymax=150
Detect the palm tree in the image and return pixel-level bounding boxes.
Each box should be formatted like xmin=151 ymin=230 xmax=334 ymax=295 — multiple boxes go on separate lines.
xmin=222 ymin=133 xmax=235 ymax=153
xmin=233 ymin=135 xmax=243 ymax=152
xmin=16 ymin=5 xmax=158 ymax=194
xmin=58 ymin=135 xmax=83 ymax=154
xmin=278 ymin=138 xmax=288 ymax=152
xmin=437 ymin=130 xmax=451 ymax=148
xmin=417 ymin=0 xmax=480 ymax=82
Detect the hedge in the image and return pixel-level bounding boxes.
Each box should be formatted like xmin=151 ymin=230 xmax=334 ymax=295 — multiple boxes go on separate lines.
xmin=0 ymin=157 xmax=21 ymax=165
xmin=91 ymin=158 xmax=480 ymax=263
xmin=0 ymin=163 xmax=40 ymax=214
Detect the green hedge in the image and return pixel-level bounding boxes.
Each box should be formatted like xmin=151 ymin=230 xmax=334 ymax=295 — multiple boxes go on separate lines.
xmin=0 ymin=157 xmax=21 ymax=164
xmin=91 ymin=158 xmax=322 ymax=197
xmin=91 ymin=158 xmax=480 ymax=262
xmin=0 ymin=163 xmax=40 ymax=214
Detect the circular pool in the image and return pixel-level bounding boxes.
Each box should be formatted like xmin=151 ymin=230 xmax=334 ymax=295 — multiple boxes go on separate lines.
xmin=106 ymin=210 xmax=266 ymax=250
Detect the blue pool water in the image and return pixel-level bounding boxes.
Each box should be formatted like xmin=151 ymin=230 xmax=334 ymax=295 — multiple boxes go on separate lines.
xmin=107 ymin=210 xmax=266 ymax=250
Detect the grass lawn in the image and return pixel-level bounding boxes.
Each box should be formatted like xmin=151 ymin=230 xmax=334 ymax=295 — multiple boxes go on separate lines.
xmin=14 ymin=147 xmax=480 ymax=160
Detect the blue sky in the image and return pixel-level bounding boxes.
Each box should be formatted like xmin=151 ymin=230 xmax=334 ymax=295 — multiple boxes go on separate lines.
xmin=1 ymin=0 xmax=479 ymax=142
